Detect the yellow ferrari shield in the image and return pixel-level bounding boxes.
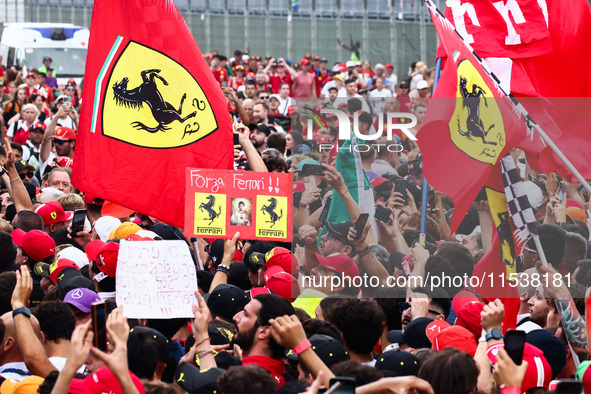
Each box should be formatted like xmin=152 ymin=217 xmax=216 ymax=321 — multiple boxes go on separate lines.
xmin=194 ymin=193 xmax=226 ymax=236
xmin=103 ymin=41 xmax=218 ymax=148
xmin=255 ymin=195 xmax=287 ymax=239
xmin=449 ymin=59 xmax=505 ymax=165
xmin=486 ymin=187 xmax=517 ymax=279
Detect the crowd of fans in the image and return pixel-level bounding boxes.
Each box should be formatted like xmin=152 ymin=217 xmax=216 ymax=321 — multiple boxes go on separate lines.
xmin=0 ymin=46 xmax=589 ymax=394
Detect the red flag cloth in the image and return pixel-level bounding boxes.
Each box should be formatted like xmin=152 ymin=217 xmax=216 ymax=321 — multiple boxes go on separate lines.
xmin=440 ymin=0 xmax=551 ymax=59
xmin=418 ymin=3 xmax=528 ymax=233
xmin=72 ymin=0 xmax=233 ymax=227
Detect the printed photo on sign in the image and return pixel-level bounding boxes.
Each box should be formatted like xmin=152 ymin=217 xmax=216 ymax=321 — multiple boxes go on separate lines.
xmin=230 ymin=198 xmax=252 ymax=226
xmin=255 ymin=195 xmax=288 ymax=239
xmin=194 ymin=193 xmax=226 ymax=236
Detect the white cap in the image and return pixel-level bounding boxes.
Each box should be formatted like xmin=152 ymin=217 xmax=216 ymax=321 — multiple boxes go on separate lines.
xmin=375 ymin=63 xmax=385 ymax=70
xmin=136 ymin=230 xmax=163 ymax=240
xmin=417 ymin=80 xmax=429 ymax=90
xmin=93 ymin=216 xmax=121 ymax=242
xmin=269 ymin=94 xmax=281 ymax=101
xmin=455 ymin=225 xmax=481 ymax=242
xmin=229 ymin=57 xmax=235 ymax=64
xmin=346 ymin=60 xmax=356 ymax=68
xmin=57 ymin=246 xmax=89 ymax=269
xmin=242 ymin=54 xmax=250 ymax=61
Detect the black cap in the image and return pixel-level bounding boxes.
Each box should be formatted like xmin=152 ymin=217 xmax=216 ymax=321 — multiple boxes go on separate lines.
xmin=14 ymin=160 xmax=35 ymax=173
xmin=175 ymin=363 xmax=224 ymax=394
xmin=386 ymin=329 xmax=404 ymax=344
xmin=205 ymin=239 xmax=225 ymax=267
xmin=286 ymin=334 xmax=349 ymax=368
xmin=248 ymin=123 xmax=271 ymax=137
xmin=57 ymin=268 xmax=94 ymax=298
xmin=402 ymin=317 xmax=433 ymax=349
xmin=526 ymin=329 xmax=567 ymax=377
xmin=324 ymin=221 xmax=353 ymax=245
xmin=129 ymin=326 xmax=170 ymax=363
xmin=206 ymin=284 xmax=249 ymax=322
xmin=375 ymin=350 xmax=421 ymax=376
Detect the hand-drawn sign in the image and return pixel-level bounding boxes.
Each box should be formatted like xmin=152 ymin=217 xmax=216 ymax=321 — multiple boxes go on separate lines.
xmin=185 ymin=169 xmax=292 ymax=241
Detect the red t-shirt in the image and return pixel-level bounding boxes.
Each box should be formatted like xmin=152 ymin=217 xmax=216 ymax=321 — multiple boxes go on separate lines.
xmin=211 ymin=68 xmax=229 ymax=85
xmin=242 ymin=355 xmax=286 ymax=388
xmin=316 ymin=71 xmax=331 ymax=97
xmin=269 ymin=74 xmax=293 ymax=95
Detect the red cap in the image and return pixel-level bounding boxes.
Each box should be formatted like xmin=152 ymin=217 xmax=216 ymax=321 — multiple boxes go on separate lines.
xmin=487 ymin=343 xmax=552 ymax=391
xmin=83 ymin=193 xmax=104 ymax=205
xmin=49 ymin=258 xmax=78 ymax=283
xmin=300 ymin=59 xmax=309 ymax=66
xmin=312 ymin=253 xmax=359 ymax=278
xmin=96 ymin=242 xmax=120 ymax=278
xmin=266 ymin=271 xmax=300 ymax=302
xmin=385 ymin=63 xmax=394 ymax=69
xmin=425 ymin=320 xmax=451 ymax=344
xmin=288 ymin=105 xmax=299 ymax=115
xmin=35 ymin=201 xmax=74 ymax=226
xmin=452 ymin=291 xmax=480 ymax=314
xmin=31 ymin=122 xmax=46 ymax=131
xmin=69 ymin=366 xmax=145 ymax=394
xmin=26 ymin=72 xmax=36 ymax=79
xmin=305 ymin=53 xmax=312 ymax=59
xmin=264 ymin=247 xmax=298 ymax=276
xmin=55 ymin=156 xmax=74 ymax=168
xmin=370 ymin=176 xmax=390 ymax=189
xmin=455 ymin=301 xmax=485 ymax=341
xmin=314 ymin=135 xmax=330 ymax=144
xmin=12 ymin=229 xmax=55 ymax=262
xmin=85 ymin=239 xmax=106 ymax=262
xmin=264 ymin=265 xmax=285 ymax=283
xmin=313 ymin=55 xmax=320 ymax=60
xmin=432 ymin=325 xmax=477 ymax=356
xmin=248 ymin=287 xmax=272 ymax=299
xmin=52 ymin=126 xmax=77 ymax=141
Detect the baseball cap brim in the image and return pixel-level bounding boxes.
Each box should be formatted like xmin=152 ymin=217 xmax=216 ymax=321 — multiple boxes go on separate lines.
xmin=11 ymin=229 xmax=26 ymax=247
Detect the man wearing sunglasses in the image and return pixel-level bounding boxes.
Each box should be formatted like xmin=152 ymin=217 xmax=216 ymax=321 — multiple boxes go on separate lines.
xmin=400 ymin=287 xmax=450 ymax=329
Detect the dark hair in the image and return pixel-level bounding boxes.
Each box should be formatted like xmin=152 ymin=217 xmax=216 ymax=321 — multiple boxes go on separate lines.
xmin=254 ymin=294 xmax=295 ymax=359
xmin=329 ymin=299 xmax=385 ymax=355
xmin=10 ymin=142 xmax=22 ymax=155
xmin=419 ymin=348 xmax=479 ymax=394
xmin=13 ymin=210 xmax=44 ymax=232
xmin=318 ymin=295 xmax=348 ymax=322
xmin=358 ymin=112 xmax=373 ymax=127
xmin=0 ymin=307 xmax=6 ymax=340
xmin=302 ymin=318 xmax=342 ymax=341
xmin=424 ymin=254 xmax=463 ymax=297
xmin=0 ymin=231 xmax=17 ymax=272
xmin=435 ymin=242 xmax=474 ymax=277
xmin=411 ymin=286 xmax=451 ymax=319
xmin=32 ymin=300 xmax=75 ymax=342
xmin=344 ymin=78 xmax=356 ymax=85
xmin=347 ymin=98 xmax=362 ymax=113
xmin=127 ymin=330 xmax=160 ymax=379
xmin=330 ymin=361 xmax=385 ymax=387
xmin=245 ymin=79 xmax=256 ymax=87
xmin=277 ymin=380 xmax=310 ymax=394
xmin=374 ymin=287 xmax=407 ymax=331
xmin=218 ymin=365 xmax=278 ymax=394
xmin=290 ymin=131 xmax=305 ymax=146
xmin=267 ymin=133 xmax=286 ymax=153
xmin=263 ymin=155 xmax=288 ymax=173
xmin=243 ymin=241 xmax=278 ymax=273
xmin=0 ymin=272 xmax=16 ymax=315
xmin=526 ymin=224 xmax=566 ymax=265
xmin=228 ymin=261 xmax=252 ymax=290
xmin=563 ymin=232 xmax=587 ymax=275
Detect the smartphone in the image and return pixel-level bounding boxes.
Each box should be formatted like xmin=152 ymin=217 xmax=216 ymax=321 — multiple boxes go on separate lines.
xmin=375 ymin=205 xmax=392 ymax=223
xmin=303 ymin=176 xmax=316 ymax=191
xmin=352 ymin=213 xmax=369 ymax=241
xmin=504 ymin=329 xmax=526 ymax=365
xmin=91 ymin=302 xmax=107 ymax=351
xmin=63 ymin=96 xmax=72 ymax=106
xmin=71 ymin=209 xmax=86 ymax=237
xmin=394 ymin=179 xmax=408 ymax=206
xmin=427 ymin=189 xmax=435 ymax=208
xmin=555 ymin=379 xmax=583 ymax=394
xmin=221 ymin=81 xmax=229 ymax=88
xmin=558 ymin=181 xmax=567 ymax=203
xmin=233 ymin=133 xmax=240 ymax=146
xmin=319 ymin=197 xmax=331 ymax=223
xmin=301 ymin=164 xmax=326 ymax=176
xmin=327 ymin=377 xmax=356 ymax=394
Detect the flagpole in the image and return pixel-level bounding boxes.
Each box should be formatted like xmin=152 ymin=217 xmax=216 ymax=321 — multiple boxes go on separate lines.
xmin=419 ymin=57 xmax=442 ymax=240
xmin=423 ymin=0 xmax=591 ymax=197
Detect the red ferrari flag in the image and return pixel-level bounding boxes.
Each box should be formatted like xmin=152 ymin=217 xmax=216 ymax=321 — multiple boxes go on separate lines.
xmin=72 ymin=0 xmax=233 ymax=227
xmin=418 ymin=1 xmax=529 ymax=232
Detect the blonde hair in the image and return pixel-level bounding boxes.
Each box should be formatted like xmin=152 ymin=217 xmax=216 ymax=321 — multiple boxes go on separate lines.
xmin=57 ymin=193 xmax=84 ymax=211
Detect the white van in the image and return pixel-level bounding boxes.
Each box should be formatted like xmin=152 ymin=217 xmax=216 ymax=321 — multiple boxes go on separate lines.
xmin=0 ymin=22 xmax=89 ymax=88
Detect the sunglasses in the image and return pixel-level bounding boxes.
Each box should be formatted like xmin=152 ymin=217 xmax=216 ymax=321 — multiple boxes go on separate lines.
xmin=259 ymin=95 xmax=269 ymax=99
xmin=19 ymin=172 xmax=33 ymax=180
xmin=53 ymin=139 xmax=71 ymax=145
xmin=398 ymin=301 xmax=441 ymax=316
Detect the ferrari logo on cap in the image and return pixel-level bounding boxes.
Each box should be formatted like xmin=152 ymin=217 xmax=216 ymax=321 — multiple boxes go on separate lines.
xmin=103 ymin=41 xmax=218 ymax=148
xmin=50 ymin=212 xmax=57 ymax=220
xmin=177 ymin=373 xmax=185 ymax=383
xmin=449 ymin=59 xmax=505 ymax=165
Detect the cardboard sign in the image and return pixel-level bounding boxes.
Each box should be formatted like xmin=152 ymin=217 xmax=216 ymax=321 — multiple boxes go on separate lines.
xmin=185 ymin=169 xmax=292 ymax=241
xmin=116 ymin=240 xmax=198 ymax=319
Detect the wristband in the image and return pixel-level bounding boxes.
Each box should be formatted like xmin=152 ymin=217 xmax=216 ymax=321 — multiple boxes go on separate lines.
xmin=194 ymin=337 xmax=210 ymax=348
xmin=303 ymin=241 xmax=317 ymax=249
xmin=9 ymin=176 xmax=19 ymax=183
xmin=299 ymin=202 xmax=310 ymax=209
xmin=293 ymin=339 xmax=311 ymax=355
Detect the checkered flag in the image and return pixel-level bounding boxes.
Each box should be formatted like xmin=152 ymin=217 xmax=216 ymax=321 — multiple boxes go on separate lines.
xmin=500 ymin=155 xmax=539 ymax=245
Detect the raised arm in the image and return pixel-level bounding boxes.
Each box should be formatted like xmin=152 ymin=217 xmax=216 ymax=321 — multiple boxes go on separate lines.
xmin=236 ymin=120 xmax=267 ymax=172
xmin=3 ymin=137 xmax=33 ymax=212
